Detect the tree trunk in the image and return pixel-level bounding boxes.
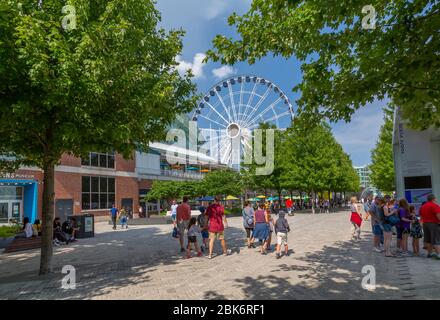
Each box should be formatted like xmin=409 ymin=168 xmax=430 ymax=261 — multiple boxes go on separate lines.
xmin=39 ymin=161 xmax=55 ymax=275
xmin=311 ymin=192 xmax=315 ymax=214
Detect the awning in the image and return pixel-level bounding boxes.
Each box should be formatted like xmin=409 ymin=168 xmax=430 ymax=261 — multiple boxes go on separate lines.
xmin=225 ymin=195 xmax=239 ymax=200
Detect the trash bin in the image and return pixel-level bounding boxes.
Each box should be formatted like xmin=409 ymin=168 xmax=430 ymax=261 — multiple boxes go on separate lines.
xmin=69 ymin=214 xmax=94 ymax=238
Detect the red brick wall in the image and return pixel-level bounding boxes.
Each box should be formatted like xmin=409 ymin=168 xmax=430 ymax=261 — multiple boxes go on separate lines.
xmin=116 ymin=152 xmax=136 ymax=172
xmin=55 ymin=171 xmax=82 ymax=214
xmin=59 ymin=154 xmax=81 ymax=167
xmin=139 ymin=179 xmax=153 ymax=189
xmin=116 ymin=176 xmax=139 ymax=209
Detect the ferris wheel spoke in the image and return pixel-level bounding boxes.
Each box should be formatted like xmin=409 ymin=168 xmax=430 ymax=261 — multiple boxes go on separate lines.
xmin=241 ymin=86 xmax=273 ymax=128
xmin=248 ymin=110 xmax=291 ymax=130
xmin=215 ymin=90 xmax=233 ymax=123
xmin=197 ymin=114 xmax=228 ymax=129
xmin=227 ymin=85 xmax=238 ymax=123
xmin=240 ymin=81 xmax=258 ymax=124
xmin=242 ymin=96 xmax=282 ymax=128
xmin=220 ymin=139 xmax=232 ymax=164
xmin=239 ymin=80 xmax=244 ymax=124
xmin=204 ymin=101 xmax=230 ymax=127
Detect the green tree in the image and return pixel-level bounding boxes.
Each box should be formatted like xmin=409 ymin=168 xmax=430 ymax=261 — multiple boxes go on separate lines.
xmin=201 ymin=169 xmax=243 ymax=197
xmin=207 ymin=0 xmax=440 ymax=129
xmin=0 ymin=0 xmax=196 ymax=274
xmin=280 ymin=119 xmax=358 ymax=213
xmin=370 ymin=105 xmax=396 ymax=193
xmin=145 ymin=181 xmax=180 ymax=204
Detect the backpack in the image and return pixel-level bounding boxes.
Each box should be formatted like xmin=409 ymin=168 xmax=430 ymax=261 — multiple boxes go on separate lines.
xmin=386 ymin=214 xmax=400 ymax=226
xmin=243 ymin=208 xmax=254 ymax=227
xmin=172 ymin=227 xmax=179 ymax=239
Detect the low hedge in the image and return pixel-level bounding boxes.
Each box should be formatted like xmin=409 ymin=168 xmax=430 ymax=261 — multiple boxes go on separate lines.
xmin=0 ymin=225 xmax=21 ymax=238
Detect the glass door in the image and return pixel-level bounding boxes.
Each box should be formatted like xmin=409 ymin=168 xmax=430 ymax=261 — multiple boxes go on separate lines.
xmin=0 ymin=202 xmax=8 ymax=223
xmin=11 ymin=202 xmax=22 ymax=222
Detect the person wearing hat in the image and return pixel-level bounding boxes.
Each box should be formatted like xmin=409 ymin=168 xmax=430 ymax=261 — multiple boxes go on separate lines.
xmin=274 ymin=211 xmax=291 ymax=259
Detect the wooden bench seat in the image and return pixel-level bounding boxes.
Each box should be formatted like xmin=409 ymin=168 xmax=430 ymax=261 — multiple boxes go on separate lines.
xmin=3 ymin=237 xmax=42 ymax=254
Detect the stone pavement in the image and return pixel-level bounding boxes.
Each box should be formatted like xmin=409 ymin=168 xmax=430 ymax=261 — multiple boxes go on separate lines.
xmin=0 ymin=211 xmax=439 ymax=300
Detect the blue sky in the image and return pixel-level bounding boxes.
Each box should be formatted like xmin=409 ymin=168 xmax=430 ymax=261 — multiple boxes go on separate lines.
xmin=156 ymin=0 xmax=386 ymax=166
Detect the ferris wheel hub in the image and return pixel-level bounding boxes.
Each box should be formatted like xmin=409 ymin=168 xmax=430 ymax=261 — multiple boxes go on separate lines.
xmin=227 ymin=123 xmax=241 ymax=139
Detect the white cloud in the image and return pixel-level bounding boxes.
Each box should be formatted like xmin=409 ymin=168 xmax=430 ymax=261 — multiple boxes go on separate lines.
xmin=212 ymin=65 xmax=237 ymax=79
xmin=176 ymin=53 xmax=207 ymax=79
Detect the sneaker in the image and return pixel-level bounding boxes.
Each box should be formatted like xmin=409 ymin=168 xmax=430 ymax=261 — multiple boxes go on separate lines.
xmin=427 ymin=253 xmax=435 ymax=258
xmin=433 ymin=254 xmax=440 ymax=260
xmin=207 ymin=255 xmax=213 ymax=259
xmin=53 ymin=241 xmax=60 ymax=247
xmin=224 ymin=249 xmax=232 ymax=256
xmin=200 ymin=246 xmax=205 ymax=252
xmin=373 ymin=247 xmax=383 ymax=253
xmin=276 ymin=253 xmax=281 ymax=259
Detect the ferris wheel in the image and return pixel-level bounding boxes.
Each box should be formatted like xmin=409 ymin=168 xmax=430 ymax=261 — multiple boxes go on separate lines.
xmin=191 ymin=75 xmax=294 ymax=167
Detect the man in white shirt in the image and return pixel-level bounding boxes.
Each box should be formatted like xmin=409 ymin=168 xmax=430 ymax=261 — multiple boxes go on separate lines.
xmin=15 ymin=217 xmax=33 ymax=238
xmin=170 ymin=200 xmax=178 ymax=227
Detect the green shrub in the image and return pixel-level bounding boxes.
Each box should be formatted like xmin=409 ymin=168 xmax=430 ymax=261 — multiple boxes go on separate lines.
xmin=0 ymin=225 xmax=21 ymax=238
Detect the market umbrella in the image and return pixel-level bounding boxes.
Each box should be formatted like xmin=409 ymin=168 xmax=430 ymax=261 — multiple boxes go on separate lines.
xmin=256 ymin=195 xmax=266 ymax=199
xmin=225 ymin=195 xmax=239 ymax=200
xmin=247 ymin=198 xmax=258 ymax=202
xmin=186 ymin=166 xmax=199 ymax=171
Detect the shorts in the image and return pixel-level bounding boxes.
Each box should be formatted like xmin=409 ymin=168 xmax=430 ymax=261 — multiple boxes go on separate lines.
xmin=209 ymin=231 xmax=224 ymax=240
xmin=276 ymin=232 xmax=288 ymax=246
xmin=188 ymin=236 xmax=197 ymax=243
xmin=381 ymin=223 xmax=393 ymax=233
xmin=396 ymin=227 xmax=410 ymax=240
xmin=372 ymin=224 xmax=383 ymax=236
xmin=171 ymin=214 xmax=176 ymax=221
xmin=177 ymin=220 xmax=189 ymax=237
xmin=201 ymin=230 xmax=209 ymax=239
xmin=423 ymin=223 xmax=440 ymax=245
xmin=245 ymin=228 xmax=253 ymax=238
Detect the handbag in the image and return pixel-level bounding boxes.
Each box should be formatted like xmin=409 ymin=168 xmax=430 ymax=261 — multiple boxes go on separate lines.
xmin=386 ymin=214 xmax=400 ymax=226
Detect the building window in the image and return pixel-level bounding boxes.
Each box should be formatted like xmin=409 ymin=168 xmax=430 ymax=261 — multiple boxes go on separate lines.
xmin=81 ymin=152 xmax=115 ymax=169
xmin=82 ymin=176 xmax=115 ymax=210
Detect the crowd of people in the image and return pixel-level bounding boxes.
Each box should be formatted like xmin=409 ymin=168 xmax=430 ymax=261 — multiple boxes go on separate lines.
xmin=170 ymin=196 xmax=291 ymax=260
xmin=52 ymin=217 xmax=79 ymax=246
xmin=350 ymin=193 xmax=440 ymax=259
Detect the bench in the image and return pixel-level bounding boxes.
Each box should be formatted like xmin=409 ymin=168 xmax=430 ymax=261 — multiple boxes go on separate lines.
xmin=3 ymin=237 xmax=42 ymax=254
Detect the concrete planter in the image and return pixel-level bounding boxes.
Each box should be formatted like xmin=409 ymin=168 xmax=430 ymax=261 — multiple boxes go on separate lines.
xmin=0 ymin=236 xmax=14 ymax=249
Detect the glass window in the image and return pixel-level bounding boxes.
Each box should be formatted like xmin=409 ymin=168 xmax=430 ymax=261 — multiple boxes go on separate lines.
xmin=100 ymin=178 xmax=107 ymax=193
xmin=91 ymin=177 xmax=99 ymax=193
xmin=99 ymin=194 xmax=108 ymax=209
xmin=99 ymin=154 xmax=107 ymax=168
xmin=81 ymin=155 xmax=90 ymax=166
xmin=91 ymin=193 xmax=99 ymax=209
xmin=108 ymin=193 xmax=115 ymax=208
xmin=90 ymin=153 xmax=99 ymax=167
xmin=82 ymin=176 xmax=90 ymax=193
xmin=108 ymin=154 xmax=115 ymax=169
xmin=108 ymin=178 xmax=115 ymax=193
xmin=82 ymin=193 xmax=90 ymax=210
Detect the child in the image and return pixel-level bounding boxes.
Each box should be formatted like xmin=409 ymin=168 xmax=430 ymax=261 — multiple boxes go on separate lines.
xmin=186 ymin=217 xmax=202 ymax=258
xmin=409 ymin=205 xmax=423 ymax=256
xmin=275 ymin=211 xmax=291 ymax=259
xmin=197 ymin=207 xmax=209 ymax=252
xmin=119 ymin=207 xmax=128 ymax=229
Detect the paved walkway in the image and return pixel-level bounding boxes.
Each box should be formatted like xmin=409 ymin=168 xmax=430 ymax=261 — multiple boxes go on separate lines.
xmin=0 ymin=211 xmax=439 ymax=300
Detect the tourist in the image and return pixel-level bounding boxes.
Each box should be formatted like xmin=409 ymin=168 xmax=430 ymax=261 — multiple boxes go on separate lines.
xmin=266 ymin=210 xmax=275 ymax=251
xmin=366 ymin=196 xmax=384 ymax=252
xmin=242 ymin=201 xmax=255 ymax=249
xmin=285 ymin=198 xmax=293 ymax=216
xmin=397 ymin=199 xmax=412 ymax=255
xmin=176 ymin=196 xmax=191 ymax=253
xmin=271 ymin=200 xmax=280 ymax=215
xmin=138 ymin=205 xmax=143 ymax=218
xmin=197 ymin=204 xmax=209 ymax=252
xmin=110 ymin=204 xmax=118 ymax=230
xmin=62 ymin=218 xmax=78 ymax=242
xmin=206 ymin=195 xmax=231 ymax=259
xmin=53 ymin=217 xmax=68 ymax=245
xmin=349 ymin=196 xmax=362 ymax=240
xmin=253 ymin=202 xmax=269 ymax=255
xmin=382 ymin=196 xmax=398 ymax=257
xmin=419 ymin=194 xmax=440 ymax=259
xmin=324 ymin=199 xmax=330 ymax=213
xmin=119 ymin=207 xmax=128 ymax=229
xmin=275 ymin=211 xmax=290 ymax=259
xmin=15 ymin=217 xmax=33 ymax=239
xmin=186 ymin=217 xmax=202 ymax=258
xmin=409 ymin=205 xmax=423 ymax=256
xmin=33 ymin=219 xmax=42 ymax=236
xmin=171 ymin=199 xmax=178 ymax=228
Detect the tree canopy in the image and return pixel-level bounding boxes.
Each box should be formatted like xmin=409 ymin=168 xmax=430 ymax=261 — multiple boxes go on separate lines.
xmin=369 ymin=105 xmax=396 ymax=193
xmin=207 ymin=0 xmax=440 ymax=129
xmin=0 ymin=0 xmax=196 ymax=274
